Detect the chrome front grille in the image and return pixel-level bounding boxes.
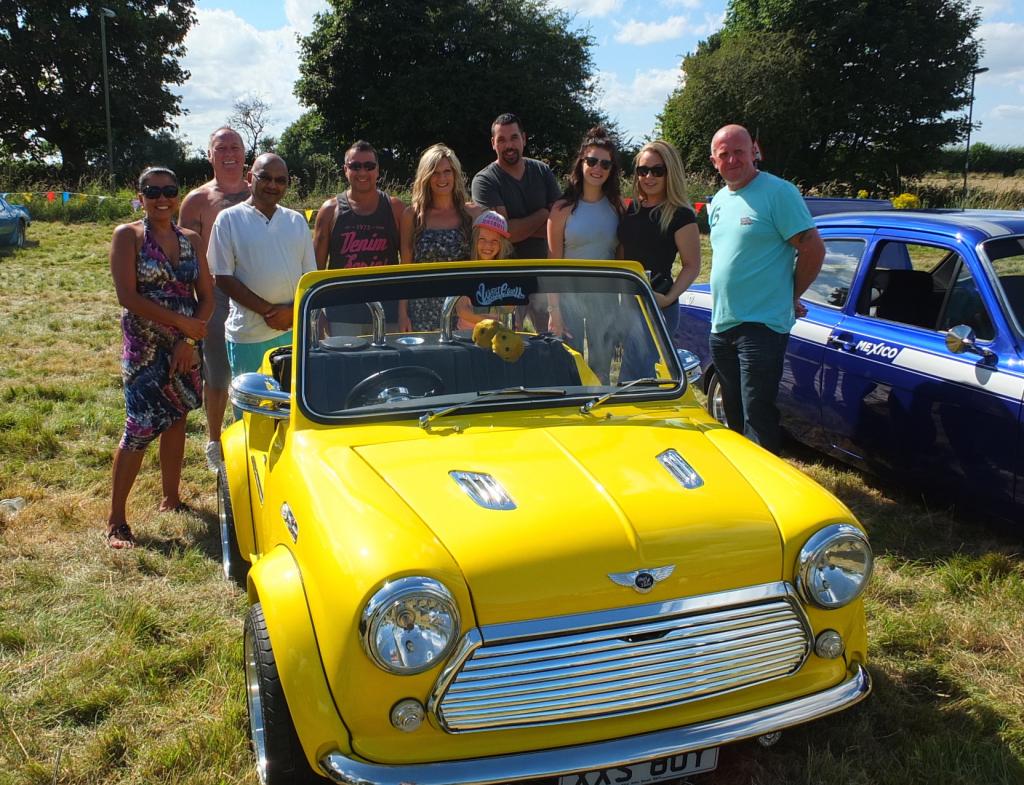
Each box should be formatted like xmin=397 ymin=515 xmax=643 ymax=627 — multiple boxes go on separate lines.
xmin=431 ymin=583 xmax=811 ymax=732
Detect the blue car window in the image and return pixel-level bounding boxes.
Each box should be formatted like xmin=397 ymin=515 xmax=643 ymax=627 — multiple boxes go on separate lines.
xmin=983 ymin=238 xmax=1024 ymax=335
xmin=803 ymin=239 xmax=864 ymax=308
xmin=938 ymin=268 xmax=994 ymax=341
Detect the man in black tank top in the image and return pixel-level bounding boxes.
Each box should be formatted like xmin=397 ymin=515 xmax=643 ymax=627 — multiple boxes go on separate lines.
xmin=313 ymin=140 xmax=406 ymax=332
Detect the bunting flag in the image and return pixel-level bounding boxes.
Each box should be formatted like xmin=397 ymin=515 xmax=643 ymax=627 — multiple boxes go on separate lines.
xmin=62 ymin=192 xmax=71 ymax=203
xmin=693 ymin=201 xmax=705 ymax=213
xmin=305 ymin=209 xmax=315 ymax=222
xmin=46 ymin=191 xmax=55 ymax=202
xmin=131 ymin=198 xmax=142 ymax=210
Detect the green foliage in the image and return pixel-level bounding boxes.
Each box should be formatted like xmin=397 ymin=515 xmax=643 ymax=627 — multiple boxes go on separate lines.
xmin=0 ymin=1 xmax=196 ymax=181
xmin=294 ymin=0 xmax=603 ymax=179
xmin=936 ymin=144 xmax=1024 ymax=176
xmin=661 ymin=0 xmax=982 ymax=190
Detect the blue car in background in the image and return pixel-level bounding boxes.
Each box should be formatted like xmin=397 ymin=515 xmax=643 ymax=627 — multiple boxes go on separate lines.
xmin=0 ymin=195 xmax=31 ymax=248
xmin=676 ymin=209 xmax=1024 ymax=522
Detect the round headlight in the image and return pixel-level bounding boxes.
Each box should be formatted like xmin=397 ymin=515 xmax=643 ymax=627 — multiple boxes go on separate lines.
xmin=361 ymin=577 xmax=460 ymax=674
xmin=796 ymin=524 xmax=873 ymax=609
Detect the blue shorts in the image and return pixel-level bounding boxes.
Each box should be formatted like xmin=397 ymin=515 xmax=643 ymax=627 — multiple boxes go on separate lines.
xmin=226 ymin=332 xmax=292 ymax=379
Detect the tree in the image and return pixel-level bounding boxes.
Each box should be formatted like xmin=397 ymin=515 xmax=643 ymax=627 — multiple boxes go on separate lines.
xmin=660 ymin=0 xmax=981 ymax=190
xmin=0 ymin=1 xmax=196 ymax=181
xmin=294 ymin=0 xmax=602 ymax=179
xmin=228 ymin=95 xmax=272 ymax=163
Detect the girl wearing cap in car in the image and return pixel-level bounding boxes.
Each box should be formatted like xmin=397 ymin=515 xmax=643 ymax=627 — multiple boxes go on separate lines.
xmin=106 ymin=166 xmax=214 ymax=549
xmin=618 ymin=139 xmax=701 ymax=342
xmin=456 ymin=211 xmax=514 ymax=330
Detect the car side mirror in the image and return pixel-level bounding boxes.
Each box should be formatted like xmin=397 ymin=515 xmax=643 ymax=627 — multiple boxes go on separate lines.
xmin=230 ymin=373 xmax=290 ymax=420
xmin=945 ymin=324 xmax=996 ymax=363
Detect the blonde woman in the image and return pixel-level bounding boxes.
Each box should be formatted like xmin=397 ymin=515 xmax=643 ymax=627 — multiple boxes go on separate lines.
xmin=398 ymin=143 xmax=480 ymax=331
xmin=618 ymin=139 xmax=700 ymax=340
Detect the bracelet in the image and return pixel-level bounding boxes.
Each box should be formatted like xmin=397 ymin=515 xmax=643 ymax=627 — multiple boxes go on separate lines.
xmin=182 ymin=336 xmax=197 ymax=347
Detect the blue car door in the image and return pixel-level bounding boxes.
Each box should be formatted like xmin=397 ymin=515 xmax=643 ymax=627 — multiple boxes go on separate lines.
xmin=781 ymin=234 xmax=871 ymax=449
xmin=820 ymin=231 xmax=1020 ymax=509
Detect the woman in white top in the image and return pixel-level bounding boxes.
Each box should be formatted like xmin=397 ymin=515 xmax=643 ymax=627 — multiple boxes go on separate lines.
xmin=546 ymin=126 xmax=623 ymax=381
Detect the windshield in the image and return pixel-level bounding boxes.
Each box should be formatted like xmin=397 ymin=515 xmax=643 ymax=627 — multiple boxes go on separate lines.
xmin=981 ymin=236 xmax=1024 ymax=335
xmin=293 ymin=267 xmax=681 ymax=419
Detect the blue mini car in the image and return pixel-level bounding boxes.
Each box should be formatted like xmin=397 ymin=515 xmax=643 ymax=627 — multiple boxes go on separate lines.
xmin=676 ymin=209 xmax=1024 ymax=522
xmin=0 ymin=195 xmax=31 ymax=248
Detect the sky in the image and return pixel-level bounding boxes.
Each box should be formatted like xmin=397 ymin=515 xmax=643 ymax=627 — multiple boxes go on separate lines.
xmin=175 ymin=0 xmax=1024 ymax=157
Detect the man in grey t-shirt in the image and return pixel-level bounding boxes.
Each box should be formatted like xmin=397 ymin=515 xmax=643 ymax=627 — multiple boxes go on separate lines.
xmin=471 ymin=112 xmax=560 ymax=260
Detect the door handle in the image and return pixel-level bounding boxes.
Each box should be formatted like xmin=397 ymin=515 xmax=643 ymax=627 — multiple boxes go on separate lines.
xmin=827 ymin=334 xmax=855 ymax=351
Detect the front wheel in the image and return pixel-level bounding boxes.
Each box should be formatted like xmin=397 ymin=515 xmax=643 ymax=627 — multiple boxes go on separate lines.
xmin=244 ymin=603 xmax=323 ymax=785
xmin=705 ymin=371 xmax=727 ymax=425
xmin=11 ymin=222 xmax=25 ymax=248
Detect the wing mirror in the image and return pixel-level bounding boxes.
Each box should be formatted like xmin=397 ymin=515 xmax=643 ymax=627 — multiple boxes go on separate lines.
xmin=230 ymin=373 xmax=290 ymax=420
xmin=945 ymin=324 xmax=996 ymax=362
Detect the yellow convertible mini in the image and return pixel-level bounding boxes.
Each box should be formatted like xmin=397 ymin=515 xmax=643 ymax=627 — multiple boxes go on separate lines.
xmin=220 ymin=259 xmax=873 ymax=785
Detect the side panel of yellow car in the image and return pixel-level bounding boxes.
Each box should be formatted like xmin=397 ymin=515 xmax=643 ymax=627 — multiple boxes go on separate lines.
xmin=249 ymin=545 xmax=354 ymax=768
xmin=222 ymin=420 xmax=255 ymax=562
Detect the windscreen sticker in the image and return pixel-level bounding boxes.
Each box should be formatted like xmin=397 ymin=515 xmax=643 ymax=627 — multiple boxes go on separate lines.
xmin=474 ymin=282 xmax=528 ymax=307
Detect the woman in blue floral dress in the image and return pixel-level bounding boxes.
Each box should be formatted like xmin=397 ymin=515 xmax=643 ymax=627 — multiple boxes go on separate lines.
xmin=398 ymin=144 xmax=480 ymax=331
xmin=106 ymin=167 xmax=213 ymax=549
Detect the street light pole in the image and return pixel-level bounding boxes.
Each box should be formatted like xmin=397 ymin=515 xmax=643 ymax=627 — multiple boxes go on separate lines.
xmin=963 ymin=66 xmax=989 ymax=203
xmin=99 ymin=7 xmax=117 ymax=185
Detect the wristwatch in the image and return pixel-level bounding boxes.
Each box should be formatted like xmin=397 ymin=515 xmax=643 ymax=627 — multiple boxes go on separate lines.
xmin=182 ymin=336 xmax=197 ymax=347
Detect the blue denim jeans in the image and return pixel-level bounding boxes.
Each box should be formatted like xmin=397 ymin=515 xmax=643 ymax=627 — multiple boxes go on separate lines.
xmin=709 ymin=322 xmax=789 ymax=454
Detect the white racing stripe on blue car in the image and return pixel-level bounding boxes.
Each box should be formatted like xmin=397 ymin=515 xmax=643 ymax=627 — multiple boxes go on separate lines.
xmin=681 ymin=290 xmax=712 ymax=309
xmin=892 ymin=346 xmax=1024 ymax=400
xmin=791 ymin=320 xmax=832 ymax=346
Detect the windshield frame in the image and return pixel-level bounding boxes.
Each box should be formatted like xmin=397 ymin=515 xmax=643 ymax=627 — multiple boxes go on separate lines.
xmin=293 ymin=263 xmax=686 ymax=424
xmin=979 ymin=234 xmax=1024 ymax=340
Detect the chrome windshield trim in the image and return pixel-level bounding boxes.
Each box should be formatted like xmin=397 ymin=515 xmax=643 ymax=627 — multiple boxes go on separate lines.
xmin=480 ymin=582 xmax=797 ymax=644
xmin=320 ymin=664 xmax=870 ymax=785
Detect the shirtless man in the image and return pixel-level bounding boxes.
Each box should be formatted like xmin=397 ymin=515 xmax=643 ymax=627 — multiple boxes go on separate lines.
xmin=178 ymin=127 xmax=250 ymax=471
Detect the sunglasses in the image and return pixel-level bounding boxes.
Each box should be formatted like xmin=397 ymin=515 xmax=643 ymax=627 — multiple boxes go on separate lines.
xmin=141 ymin=185 xmax=179 ymax=199
xmin=583 ymin=156 xmax=613 ymax=171
xmin=254 ymin=172 xmax=289 ymax=186
xmin=636 ymin=165 xmax=667 ymax=178
xmin=345 ymin=161 xmax=378 ymax=172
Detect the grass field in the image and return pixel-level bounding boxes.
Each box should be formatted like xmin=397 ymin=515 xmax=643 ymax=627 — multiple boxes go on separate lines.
xmin=1 ymin=221 xmax=1023 ymax=784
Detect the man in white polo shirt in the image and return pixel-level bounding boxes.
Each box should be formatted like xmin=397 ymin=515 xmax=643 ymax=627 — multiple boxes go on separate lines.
xmin=208 ymin=153 xmax=316 ymax=378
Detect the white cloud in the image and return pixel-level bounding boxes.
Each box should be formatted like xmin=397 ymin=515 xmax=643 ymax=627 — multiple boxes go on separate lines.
xmin=285 ymin=0 xmax=328 ymax=37
xmin=177 ymin=8 xmax=308 ymax=151
xmin=661 ymin=0 xmax=702 ymax=8
xmin=550 ymin=0 xmax=623 ymax=18
xmin=615 ymin=16 xmax=688 ymax=45
xmin=992 ymin=104 xmax=1024 ymax=118
xmin=978 ymin=22 xmax=1024 ymax=81
xmin=595 ymin=67 xmax=682 ymax=139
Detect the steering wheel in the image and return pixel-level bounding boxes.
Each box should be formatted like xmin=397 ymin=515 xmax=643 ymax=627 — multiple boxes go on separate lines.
xmin=344 ymin=366 xmax=446 ymax=408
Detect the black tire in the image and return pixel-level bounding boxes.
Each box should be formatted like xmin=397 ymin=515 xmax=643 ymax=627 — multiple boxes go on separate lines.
xmin=705 ymin=371 xmax=727 ymax=425
xmin=244 ymin=603 xmax=323 ymax=785
xmin=12 ymin=222 xmax=25 ymax=248
xmin=218 ymin=469 xmax=248 ymax=587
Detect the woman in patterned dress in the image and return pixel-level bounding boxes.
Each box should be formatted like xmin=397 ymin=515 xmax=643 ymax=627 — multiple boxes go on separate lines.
xmin=398 ymin=144 xmax=481 ymax=331
xmin=106 ymin=167 xmax=214 ymax=549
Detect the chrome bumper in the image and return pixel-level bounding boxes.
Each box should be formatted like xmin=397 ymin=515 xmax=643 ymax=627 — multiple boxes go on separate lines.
xmin=320 ymin=663 xmax=870 ymax=785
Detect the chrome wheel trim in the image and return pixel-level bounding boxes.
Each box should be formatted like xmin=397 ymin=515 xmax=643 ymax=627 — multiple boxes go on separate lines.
xmin=708 ymin=374 xmax=727 ymax=424
xmin=217 ymin=472 xmax=233 ymax=581
xmin=244 ymin=623 xmax=269 ymax=785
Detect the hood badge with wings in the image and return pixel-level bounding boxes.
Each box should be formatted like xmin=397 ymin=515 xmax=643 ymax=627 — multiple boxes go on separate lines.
xmin=608 ymin=565 xmax=675 ymax=594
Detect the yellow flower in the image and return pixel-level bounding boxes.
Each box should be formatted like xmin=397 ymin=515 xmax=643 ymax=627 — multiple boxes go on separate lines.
xmin=892 ymin=193 xmax=921 ymax=210
xmin=856 ymin=189 xmax=869 ymax=199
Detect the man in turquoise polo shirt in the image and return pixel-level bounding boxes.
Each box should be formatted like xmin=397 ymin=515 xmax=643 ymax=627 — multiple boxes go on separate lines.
xmin=707 ymin=125 xmax=824 ymax=454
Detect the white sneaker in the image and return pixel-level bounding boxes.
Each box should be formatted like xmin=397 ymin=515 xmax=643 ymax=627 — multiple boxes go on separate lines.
xmin=205 ymin=440 xmax=224 ymax=472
